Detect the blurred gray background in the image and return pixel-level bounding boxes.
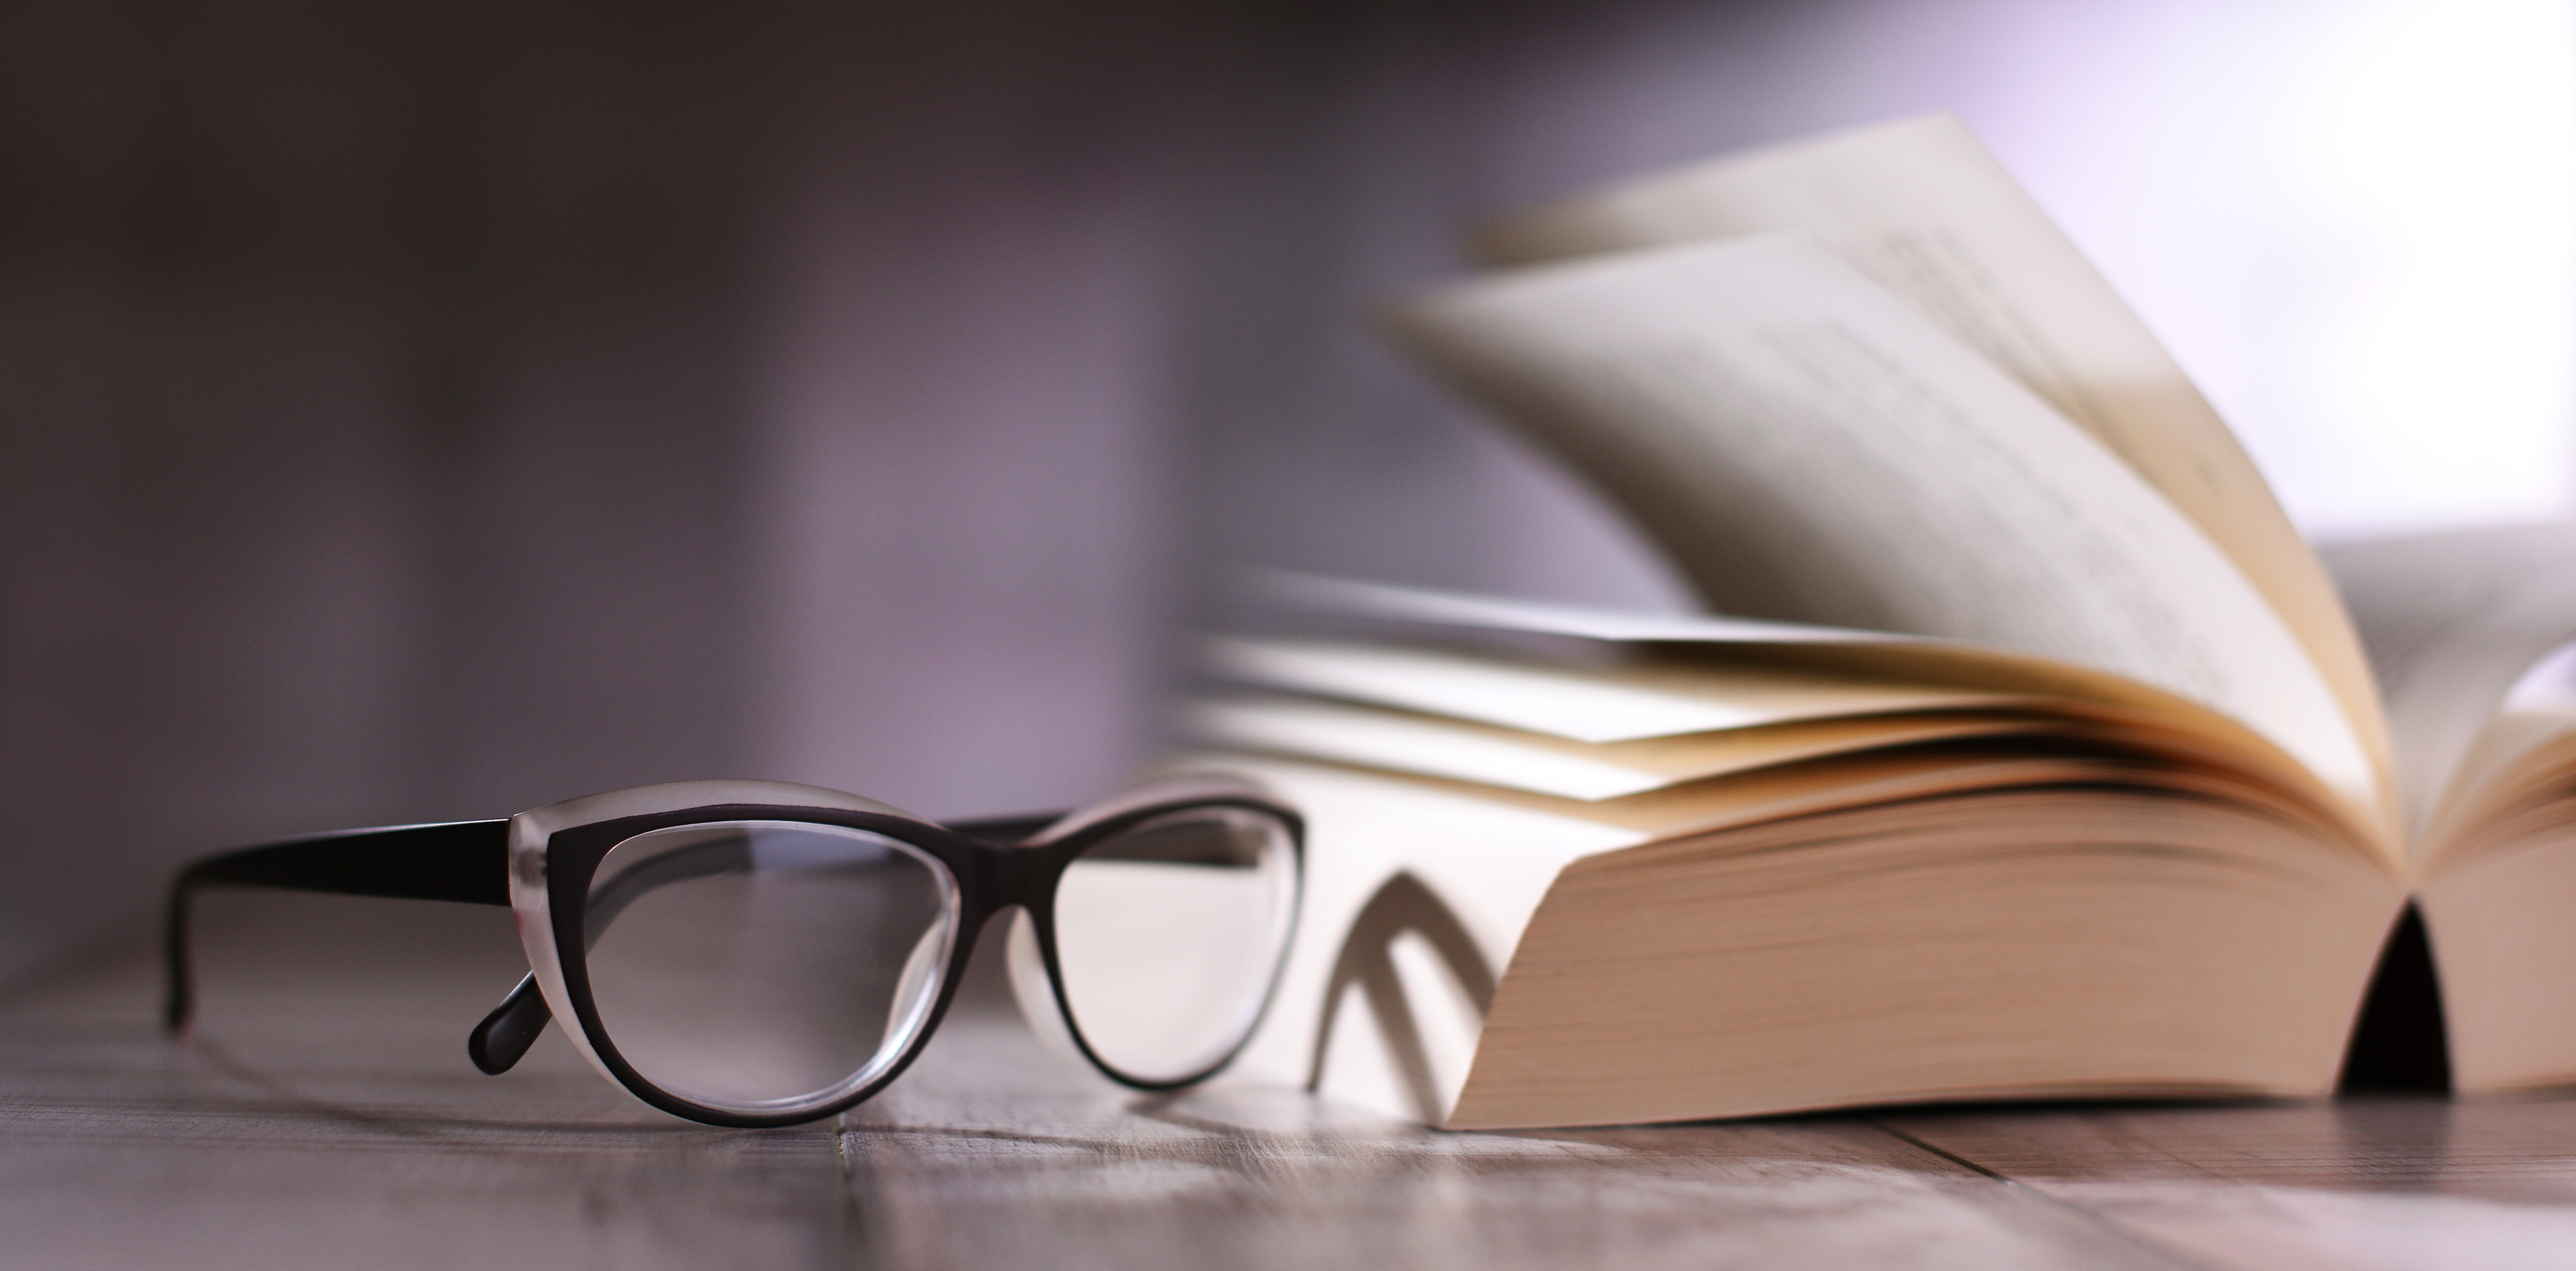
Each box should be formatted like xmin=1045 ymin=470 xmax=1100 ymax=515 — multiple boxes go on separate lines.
xmin=5 ymin=0 xmax=2567 ymax=978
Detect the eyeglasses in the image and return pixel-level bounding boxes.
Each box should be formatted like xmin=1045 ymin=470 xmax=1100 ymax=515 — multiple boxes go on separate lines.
xmin=163 ymin=773 xmax=1302 ymax=1128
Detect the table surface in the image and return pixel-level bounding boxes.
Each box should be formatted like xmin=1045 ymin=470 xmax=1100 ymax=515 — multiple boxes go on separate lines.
xmin=10 ymin=891 xmax=2576 ymax=1270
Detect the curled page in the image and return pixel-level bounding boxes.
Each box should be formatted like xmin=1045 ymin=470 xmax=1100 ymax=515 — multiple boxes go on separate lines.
xmin=1477 ymin=114 xmax=2390 ymax=801
xmin=1386 ymin=233 xmax=2377 ymax=827
xmin=1205 ymin=631 xmax=2010 ymax=743
xmin=2325 ymin=523 xmax=2576 ymax=842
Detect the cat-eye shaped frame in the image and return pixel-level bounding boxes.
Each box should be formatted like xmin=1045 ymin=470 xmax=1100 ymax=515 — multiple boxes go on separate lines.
xmin=163 ymin=773 xmax=1303 ymax=1128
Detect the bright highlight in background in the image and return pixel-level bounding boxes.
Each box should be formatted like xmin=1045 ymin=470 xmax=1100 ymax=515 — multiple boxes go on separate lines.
xmin=1962 ymin=0 xmax=2575 ymax=542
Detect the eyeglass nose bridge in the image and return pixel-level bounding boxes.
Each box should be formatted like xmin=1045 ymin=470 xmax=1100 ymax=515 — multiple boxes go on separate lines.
xmin=946 ymin=817 xmax=1076 ymax=910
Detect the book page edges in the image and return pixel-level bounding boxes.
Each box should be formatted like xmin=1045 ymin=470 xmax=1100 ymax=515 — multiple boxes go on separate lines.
xmin=1255 ymin=575 xmax=2385 ymax=859
xmin=1223 ymin=758 xmax=2395 ymax=1129
xmin=1207 ymin=626 xmax=2032 ymax=742
xmin=1456 ymin=789 xmax=2396 ymax=1128
xmin=1190 ymin=694 xmax=2059 ymax=802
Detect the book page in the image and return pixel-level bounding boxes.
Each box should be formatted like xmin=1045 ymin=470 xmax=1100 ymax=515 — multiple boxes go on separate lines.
xmin=2322 ymin=523 xmax=2576 ymax=844
xmin=1386 ymin=234 xmax=2380 ymax=839
xmin=2422 ymin=701 xmax=2576 ymax=854
xmin=1190 ymin=692 xmax=2041 ymax=802
xmin=1476 ymin=114 xmax=2391 ymax=798
xmin=1253 ymin=575 xmax=2367 ymax=840
xmin=1205 ymin=634 xmax=2015 ymax=744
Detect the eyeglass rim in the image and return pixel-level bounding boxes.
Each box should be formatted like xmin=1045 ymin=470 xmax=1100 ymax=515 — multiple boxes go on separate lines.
xmin=510 ymin=774 xmax=1303 ymax=1129
xmin=1010 ymin=803 xmax=1305 ymax=1089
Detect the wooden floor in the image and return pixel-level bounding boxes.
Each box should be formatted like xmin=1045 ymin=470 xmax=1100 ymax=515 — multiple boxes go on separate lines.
xmin=10 ymin=893 xmax=2576 ymax=1269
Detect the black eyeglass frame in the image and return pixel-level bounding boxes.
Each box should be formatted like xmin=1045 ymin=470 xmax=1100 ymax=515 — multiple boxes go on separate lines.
xmin=164 ymin=774 xmax=1303 ymax=1129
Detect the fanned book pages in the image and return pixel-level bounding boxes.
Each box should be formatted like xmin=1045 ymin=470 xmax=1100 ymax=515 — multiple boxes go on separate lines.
xmin=1185 ymin=115 xmax=2576 ymax=1130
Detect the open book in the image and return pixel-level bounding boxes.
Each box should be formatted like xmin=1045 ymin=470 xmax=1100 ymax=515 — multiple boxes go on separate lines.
xmin=1186 ymin=116 xmax=2576 ymax=1130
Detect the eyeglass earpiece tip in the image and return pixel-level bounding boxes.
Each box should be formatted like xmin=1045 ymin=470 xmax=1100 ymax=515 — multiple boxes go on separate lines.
xmin=468 ymin=973 xmax=552 ymax=1076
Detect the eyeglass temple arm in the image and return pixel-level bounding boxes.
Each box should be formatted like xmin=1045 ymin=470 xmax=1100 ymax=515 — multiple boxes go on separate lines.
xmin=162 ymin=819 xmax=512 ymax=1037
xmin=464 ymin=809 xmax=1069 ymax=1076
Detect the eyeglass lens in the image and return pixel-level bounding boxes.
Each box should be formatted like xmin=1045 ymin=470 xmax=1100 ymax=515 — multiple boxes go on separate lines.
xmin=1019 ymin=806 xmax=1299 ymax=1084
xmin=580 ymin=821 xmax=957 ymax=1114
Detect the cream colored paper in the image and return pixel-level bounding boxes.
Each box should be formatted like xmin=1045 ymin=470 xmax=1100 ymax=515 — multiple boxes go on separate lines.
xmin=1476 ymin=114 xmax=2391 ymax=808
xmin=1386 ymin=233 xmax=2376 ymax=828
xmin=1189 ymin=693 xmax=2037 ymax=802
xmin=1205 ymin=634 xmax=2008 ymax=744
xmin=2324 ymin=523 xmax=2576 ymax=843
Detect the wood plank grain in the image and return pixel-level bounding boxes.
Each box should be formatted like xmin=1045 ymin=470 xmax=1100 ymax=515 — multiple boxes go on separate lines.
xmin=1882 ymin=1100 xmax=2576 ymax=1271
xmin=0 ymin=894 xmax=854 ymax=1271
xmin=845 ymin=1011 xmax=2199 ymax=1270
xmin=0 ymin=892 xmax=2187 ymax=1270
xmin=21 ymin=890 xmax=2576 ymax=1269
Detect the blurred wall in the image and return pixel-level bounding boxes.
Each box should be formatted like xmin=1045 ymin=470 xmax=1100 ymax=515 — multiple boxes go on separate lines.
xmin=0 ymin=0 xmax=1685 ymax=977
xmin=4 ymin=0 xmax=2567 ymax=978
